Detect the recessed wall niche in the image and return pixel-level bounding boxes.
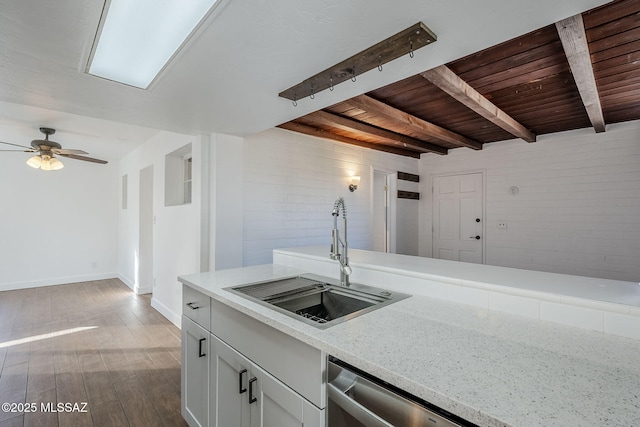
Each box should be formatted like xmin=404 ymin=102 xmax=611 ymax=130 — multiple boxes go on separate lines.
xmin=165 ymin=143 xmax=192 ymax=207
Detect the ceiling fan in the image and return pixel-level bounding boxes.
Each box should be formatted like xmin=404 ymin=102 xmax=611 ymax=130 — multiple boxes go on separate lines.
xmin=0 ymin=127 xmax=108 ymax=171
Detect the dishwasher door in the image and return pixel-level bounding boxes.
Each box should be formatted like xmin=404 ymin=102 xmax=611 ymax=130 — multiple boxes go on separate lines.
xmin=327 ymin=358 xmax=473 ymax=427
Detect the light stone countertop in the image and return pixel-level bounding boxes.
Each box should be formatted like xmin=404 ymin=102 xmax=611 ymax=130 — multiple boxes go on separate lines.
xmin=179 ymin=264 xmax=640 ymax=427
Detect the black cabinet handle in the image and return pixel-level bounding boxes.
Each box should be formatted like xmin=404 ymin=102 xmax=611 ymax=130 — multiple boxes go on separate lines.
xmin=186 ymin=302 xmax=200 ymax=310
xmin=239 ymin=369 xmax=247 ymax=394
xmin=470 ymin=235 xmax=481 ymax=240
xmin=198 ymin=338 xmax=206 ymax=357
xmin=248 ymin=377 xmax=257 ymax=404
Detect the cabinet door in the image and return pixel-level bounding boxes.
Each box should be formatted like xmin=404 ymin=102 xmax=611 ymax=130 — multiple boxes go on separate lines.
xmin=181 ymin=316 xmax=209 ymax=427
xmin=251 ymin=365 xmax=323 ymax=427
xmin=210 ymin=335 xmax=251 ymax=427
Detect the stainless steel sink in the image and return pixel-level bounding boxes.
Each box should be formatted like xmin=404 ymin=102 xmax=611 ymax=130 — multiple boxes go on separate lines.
xmin=226 ymin=275 xmax=410 ymax=328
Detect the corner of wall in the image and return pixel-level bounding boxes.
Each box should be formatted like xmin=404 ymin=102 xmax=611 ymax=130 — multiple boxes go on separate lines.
xmin=151 ymin=297 xmax=181 ymax=328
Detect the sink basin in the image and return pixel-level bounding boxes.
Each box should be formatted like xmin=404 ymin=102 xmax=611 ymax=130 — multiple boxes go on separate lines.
xmin=226 ymin=275 xmax=410 ymax=328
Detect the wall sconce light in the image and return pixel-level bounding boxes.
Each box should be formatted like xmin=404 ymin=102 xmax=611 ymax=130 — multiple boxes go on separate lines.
xmin=349 ymin=176 xmax=361 ymax=192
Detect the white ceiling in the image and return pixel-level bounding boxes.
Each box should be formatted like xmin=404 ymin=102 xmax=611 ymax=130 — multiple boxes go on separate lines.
xmin=0 ymin=0 xmax=611 ymax=160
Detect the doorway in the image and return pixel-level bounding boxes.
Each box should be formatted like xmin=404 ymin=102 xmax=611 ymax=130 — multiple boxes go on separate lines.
xmin=138 ymin=165 xmax=154 ymax=295
xmin=432 ymin=172 xmax=484 ymax=263
xmin=372 ymin=171 xmax=390 ymax=252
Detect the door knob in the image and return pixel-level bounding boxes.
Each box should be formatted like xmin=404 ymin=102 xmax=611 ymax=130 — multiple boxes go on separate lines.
xmin=470 ymin=235 xmax=480 ymax=240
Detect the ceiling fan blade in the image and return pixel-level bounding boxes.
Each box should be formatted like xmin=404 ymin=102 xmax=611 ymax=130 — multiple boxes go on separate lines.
xmin=58 ymin=153 xmax=108 ymax=164
xmin=0 ymin=140 xmax=35 ymax=150
xmin=0 ymin=149 xmax=35 ymax=152
xmin=53 ymin=148 xmax=89 ymax=155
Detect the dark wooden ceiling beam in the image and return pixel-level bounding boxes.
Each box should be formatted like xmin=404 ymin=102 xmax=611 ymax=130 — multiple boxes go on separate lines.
xmin=344 ymin=95 xmax=482 ymax=150
xmin=556 ymin=14 xmax=606 ymax=133
xmin=309 ymin=110 xmax=448 ymax=155
xmin=277 ymin=122 xmax=421 ymax=158
xmin=421 ymin=65 xmax=537 ymax=143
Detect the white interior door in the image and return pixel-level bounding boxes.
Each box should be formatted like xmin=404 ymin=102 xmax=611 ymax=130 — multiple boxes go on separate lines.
xmin=432 ymin=173 xmax=483 ymax=263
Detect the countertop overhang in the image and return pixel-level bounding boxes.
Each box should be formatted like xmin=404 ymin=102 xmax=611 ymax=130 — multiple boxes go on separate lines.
xmin=274 ymin=246 xmax=640 ymax=308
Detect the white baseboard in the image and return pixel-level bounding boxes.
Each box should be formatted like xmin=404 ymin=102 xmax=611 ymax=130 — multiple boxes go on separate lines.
xmin=116 ymin=274 xmax=152 ymax=295
xmin=135 ymin=285 xmax=153 ymax=295
xmin=0 ymin=273 xmax=118 ymax=292
xmin=117 ymin=273 xmax=135 ymax=290
xmin=151 ymin=297 xmax=181 ymax=328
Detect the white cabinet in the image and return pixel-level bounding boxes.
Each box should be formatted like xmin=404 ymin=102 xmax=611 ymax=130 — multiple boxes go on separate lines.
xmin=210 ymin=335 xmax=322 ymax=427
xmin=210 ymin=298 xmax=326 ymax=409
xmin=210 ymin=335 xmax=249 ymax=427
xmin=181 ymin=316 xmax=209 ymax=427
xmin=183 ymin=285 xmax=211 ymax=330
xmin=180 ymin=284 xmax=325 ymax=427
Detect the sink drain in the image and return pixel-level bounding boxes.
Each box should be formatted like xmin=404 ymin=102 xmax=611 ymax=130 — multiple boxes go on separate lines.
xmin=296 ymin=310 xmax=328 ymax=324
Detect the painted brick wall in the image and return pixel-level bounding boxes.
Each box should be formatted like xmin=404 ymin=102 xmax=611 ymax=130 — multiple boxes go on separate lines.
xmin=420 ymin=121 xmax=640 ymax=282
xmin=242 ymin=128 xmax=419 ymax=266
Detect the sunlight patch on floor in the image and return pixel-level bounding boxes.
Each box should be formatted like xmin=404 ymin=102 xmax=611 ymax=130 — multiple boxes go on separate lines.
xmin=0 ymin=326 xmax=98 ymax=349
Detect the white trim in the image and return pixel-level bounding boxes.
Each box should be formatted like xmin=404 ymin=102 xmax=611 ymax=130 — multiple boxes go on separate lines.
xmin=388 ymin=173 xmax=398 ymax=254
xmin=118 ymin=273 xmax=135 ymax=290
xmin=135 ymin=285 xmax=153 ymax=295
xmin=370 ymin=166 xmax=399 ymax=254
xmin=151 ymin=296 xmax=181 ymax=328
xmin=0 ymin=272 xmax=118 ymax=292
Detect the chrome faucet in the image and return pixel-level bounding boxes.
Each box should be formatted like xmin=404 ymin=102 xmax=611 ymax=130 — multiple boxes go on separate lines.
xmin=330 ymin=197 xmax=351 ymax=286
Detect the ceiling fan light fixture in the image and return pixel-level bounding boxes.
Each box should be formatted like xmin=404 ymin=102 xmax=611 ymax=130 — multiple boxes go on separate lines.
xmin=27 ymin=154 xmax=64 ymax=171
xmin=49 ymin=157 xmax=64 ymax=171
xmin=40 ymin=157 xmax=52 ymax=171
xmin=26 ymin=155 xmax=42 ymax=169
xmin=87 ymin=0 xmax=220 ymax=89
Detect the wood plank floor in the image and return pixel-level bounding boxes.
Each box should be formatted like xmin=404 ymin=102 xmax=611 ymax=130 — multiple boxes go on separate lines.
xmin=0 ymin=279 xmax=188 ymax=427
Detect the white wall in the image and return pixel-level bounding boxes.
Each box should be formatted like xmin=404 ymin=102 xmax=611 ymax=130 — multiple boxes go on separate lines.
xmin=115 ymin=126 xmax=419 ymax=324
xmin=118 ymin=131 xmax=203 ymax=326
xmin=0 ymin=128 xmax=118 ymax=291
xmin=209 ymin=133 xmax=244 ymax=270
xmin=419 ymin=121 xmax=640 ymax=282
xmin=242 ymin=128 xmax=420 ymax=266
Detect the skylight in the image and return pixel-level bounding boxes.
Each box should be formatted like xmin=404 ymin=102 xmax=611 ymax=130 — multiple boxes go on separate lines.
xmin=87 ymin=0 xmax=219 ymax=89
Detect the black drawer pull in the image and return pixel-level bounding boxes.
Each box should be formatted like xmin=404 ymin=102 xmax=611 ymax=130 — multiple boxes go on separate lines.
xmin=239 ymin=369 xmax=247 ymax=394
xmin=186 ymin=302 xmax=200 ymax=310
xmin=248 ymin=377 xmax=257 ymax=404
xmin=198 ymin=338 xmax=206 ymax=358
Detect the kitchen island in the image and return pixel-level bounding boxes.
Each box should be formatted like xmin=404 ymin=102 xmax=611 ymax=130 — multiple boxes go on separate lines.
xmin=179 ymin=249 xmax=640 ymax=427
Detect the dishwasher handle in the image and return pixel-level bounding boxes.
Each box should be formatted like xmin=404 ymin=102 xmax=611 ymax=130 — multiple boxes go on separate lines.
xmin=328 ymin=382 xmax=394 ymax=427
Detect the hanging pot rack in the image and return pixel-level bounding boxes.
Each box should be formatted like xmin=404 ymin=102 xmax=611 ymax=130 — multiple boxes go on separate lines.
xmin=279 ymin=22 xmax=437 ymax=105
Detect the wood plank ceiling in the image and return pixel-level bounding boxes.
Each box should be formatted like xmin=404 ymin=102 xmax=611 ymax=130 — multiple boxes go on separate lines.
xmin=278 ymin=0 xmax=640 ymax=158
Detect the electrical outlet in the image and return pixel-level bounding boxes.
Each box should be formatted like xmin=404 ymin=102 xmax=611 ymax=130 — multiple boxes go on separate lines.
xmin=497 ymin=221 xmax=508 ymax=229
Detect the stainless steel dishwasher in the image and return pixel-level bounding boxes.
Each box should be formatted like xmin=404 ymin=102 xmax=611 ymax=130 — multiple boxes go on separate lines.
xmin=327 ymin=357 xmax=477 ymax=427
